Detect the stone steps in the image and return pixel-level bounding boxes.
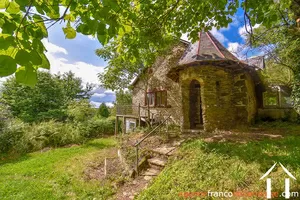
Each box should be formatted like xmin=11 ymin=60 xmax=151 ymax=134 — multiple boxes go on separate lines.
xmin=142 ymin=168 xmax=160 ymax=176
xmin=147 ymin=157 xmax=167 ymax=167
xmin=151 ymin=147 xmax=176 ymax=156
xmin=140 ymin=139 xmax=186 ymax=181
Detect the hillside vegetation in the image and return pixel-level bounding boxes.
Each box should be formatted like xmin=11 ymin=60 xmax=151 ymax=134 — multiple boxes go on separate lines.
xmin=0 ymin=138 xmax=117 ymax=200
xmin=138 ymin=123 xmax=300 ymax=199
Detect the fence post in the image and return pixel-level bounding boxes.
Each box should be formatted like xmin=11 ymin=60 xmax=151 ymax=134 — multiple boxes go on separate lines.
xmin=122 ymin=116 xmax=126 ymax=135
xmin=136 ymin=145 xmax=139 ymax=176
xmin=151 ymin=113 xmax=154 ymax=127
xmin=166 ymin=117 xmax=169 ymax=133
xmin=115 ymin=116 xmax=119 ymax=137
xmin=104 ymin=158 xmax=107 ymax=177
xmin=138 ymin=103 xmax=141 ymax=127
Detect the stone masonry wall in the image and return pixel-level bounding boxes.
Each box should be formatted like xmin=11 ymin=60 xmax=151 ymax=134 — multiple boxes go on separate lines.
xmin=180 ymin=66 xmax=236 ymax=131
xmin=132 ymin=43 xmax=187 ymax=124
xmin=232 ymin=72 xmax=257 ymax=124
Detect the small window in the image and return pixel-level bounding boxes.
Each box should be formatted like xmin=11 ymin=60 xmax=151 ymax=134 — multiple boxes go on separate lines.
xmin=156 ymin=91 xmax=167 ymax=107
xmin=145 ymin=90 xmax=167 ymax=107
xmin=263 ymin=91 xmax=278 ymax=107
xmin=146 ymin=92 xmax=155 ymax=106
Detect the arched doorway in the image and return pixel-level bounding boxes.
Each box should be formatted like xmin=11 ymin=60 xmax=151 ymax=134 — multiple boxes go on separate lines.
xmin=189 ymin=80 xmax=203 ymax=129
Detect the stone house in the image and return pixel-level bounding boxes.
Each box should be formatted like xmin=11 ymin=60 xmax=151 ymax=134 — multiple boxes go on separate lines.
xmin=125 ymin=31 xmax=295 ymax=132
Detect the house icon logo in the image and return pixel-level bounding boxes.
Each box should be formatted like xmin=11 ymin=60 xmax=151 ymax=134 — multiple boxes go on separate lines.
xmin=260 ymin=163 xmax=296 ymax=199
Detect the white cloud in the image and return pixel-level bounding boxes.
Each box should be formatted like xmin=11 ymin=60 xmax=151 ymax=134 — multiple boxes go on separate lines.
xmin=220 ymin=15 xmax=241 ymax=32
xmin=42 ymin=39 xmax=68 ymax=55
xmin=227 ymin=42 xmax=240 ymax=53
xmin=238 ymin=24 xmax=260 ymax=40
xmin=180 ymin=33 xmax=190 ymax=42
xmin=90 ymin=101 xmax=114 ymax=108
xmin=104 ymin=90 xmax=115 ymax=95
xmin=42 ymin=40 xmax=105 ymax=85
xmin=87 ymin=35 xmax=96 ymax=40
xmin=227 ymin=42 xmax=245 ymax=59
xmin=210 ymin=27 xmax=228 ymax=44
xmin=0 ymin=76 xmax=8 ymax=85
xmin=92 ymin=93 xmax=106 ymax=98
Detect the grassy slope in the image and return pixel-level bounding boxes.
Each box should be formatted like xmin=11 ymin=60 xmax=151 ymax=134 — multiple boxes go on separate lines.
xmin=138 ymin=124 xmax=300 ymax=200
xmin=0 ymin=138 xmax=117 ymax=200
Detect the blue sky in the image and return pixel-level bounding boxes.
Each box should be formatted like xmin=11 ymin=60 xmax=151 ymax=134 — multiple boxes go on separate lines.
xmin=2 ymin=10 xmax=260 ymax=108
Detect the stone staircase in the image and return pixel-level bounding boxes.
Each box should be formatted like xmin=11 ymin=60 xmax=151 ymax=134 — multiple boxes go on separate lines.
xmin=116 ymin=144 xmax=182 ymax=200
xmin=141 ymin=144 xmax=181 ymax=181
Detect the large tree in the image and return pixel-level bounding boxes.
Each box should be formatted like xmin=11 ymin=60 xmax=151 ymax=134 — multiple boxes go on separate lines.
xmin=0 ymin=0 xmax=295 ymax=86
xmin=247 ymin=0 xmax=300 ymax=112
xmin=0 ymin=71 xmax=93 ymax=122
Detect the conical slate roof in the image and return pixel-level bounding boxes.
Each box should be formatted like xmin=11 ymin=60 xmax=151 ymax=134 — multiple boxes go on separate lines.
xmin=178 ymin=32 xmax=239 ymax=66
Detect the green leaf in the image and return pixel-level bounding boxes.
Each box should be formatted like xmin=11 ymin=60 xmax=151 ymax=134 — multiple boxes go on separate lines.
xmin=1 ymin=19 xmax=17 ymax=34
xmin=32 ymin=39 xmax=45 ymax=52
xmin=33 ymin=14 xmax=48 ymax=37
xmin=97 ymin=22 xmax=107 ymax=35
xmin=15 ymin=49 xmax=30 ymax=65
xmin=97 ymin=34 xmax=108 ymax=45
xmin=30 ymin=50 xmax=42 ymax=65
xmin=6 ymin=1 xmax=20 ymax=14
xmin=0 ymin=0 xmax=9 ymax=9
xmin=124 ymin=25 xmax=132 ymax=33
xmin=39 ymin=53 xmax=50 ymax=69
xmin=0 ymin=55 xmax=17 ymax=77
xmin=102 ymin=0 xmax=119 ymax=12
xmin=15 ymin=66 xmax=37 ymax=86
xmin=0 ymin=18 xmax=5 ymax=27
xmin=0 ymin=34 xmax=15 ymax=49
xmin=76 ymin=23 xmax=90 ymax=35
xmin=63 ymin=26 xmax=76 ymax=39
xmin=64 ymin=14 xmax=76 ymax=22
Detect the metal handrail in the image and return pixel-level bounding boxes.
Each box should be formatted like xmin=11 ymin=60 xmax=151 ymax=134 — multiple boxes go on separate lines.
xmin=134 ymin=115 xmax=171 ymax=176
xmin=134 ymin=115 xmax=171 ymax=147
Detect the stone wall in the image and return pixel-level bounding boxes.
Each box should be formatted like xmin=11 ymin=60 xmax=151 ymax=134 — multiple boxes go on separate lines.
xmin=132 ymin=44 xmax=258 ymax=131
xmin=232 ymin=72 xmax=257 ymax=124
xmin=132 ymin=43 xmax=187 ymax=124
xmin=258 ymin=108 xmax=298 ymax=122
xmin=179 ymin=66 xmax=257 ymax=131
xmin=180 ymin=66 xmax=236 ymax=131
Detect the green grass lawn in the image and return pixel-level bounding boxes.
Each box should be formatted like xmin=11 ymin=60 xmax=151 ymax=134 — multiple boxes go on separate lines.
xmin=137 ymin=124 xmax=300 ymax=200
xmin=0 ymin=138 xmax=117 ymax=200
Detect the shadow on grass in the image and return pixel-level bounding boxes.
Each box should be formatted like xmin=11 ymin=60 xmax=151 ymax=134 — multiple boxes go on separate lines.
xmin=202 ymin=136 xmax=300 ymax=173
xmin=0 ymin=153 xmax=32 ymax=166
xmin=83 ymin=141 xmax=115 ymax=149
xmin=0 ymin=138 xmax=116 ymax=166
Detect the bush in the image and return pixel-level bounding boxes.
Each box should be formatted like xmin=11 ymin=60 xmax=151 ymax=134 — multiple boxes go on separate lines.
xmin=25 ymin=121 xmax=84 ymax=151
xmin=0 ymin=116 xmax=116 ymax=154
xmin=0 ymin=120 xmax=86 ymax=154
xmin=97 ymin=103 xmax=110 ymax=118
xmin=80 ymin=117 xmax=115 ymax=138
xmin=0 ymin=119 xmax=28 ymax=153
xmin=67 ymin=100 xmax=95 ymax=122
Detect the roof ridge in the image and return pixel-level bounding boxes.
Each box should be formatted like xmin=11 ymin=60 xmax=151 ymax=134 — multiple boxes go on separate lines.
xmin=205 ymin=32 xmax=225 ymax=58
xmin=197 ymin=32 xmax=202 ymax=55
xmin=206 ymin=31 xmax=238 ymax=61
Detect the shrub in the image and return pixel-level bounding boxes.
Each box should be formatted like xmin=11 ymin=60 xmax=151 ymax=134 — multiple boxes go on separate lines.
xmin=67 ymin=100 xmax=95 ymax=122
xmin=80 ymin=117 xmax=115 ymax=138
xmin=0 ymin=116 xmax=116 ymax=154
xmin=97 ymin=103 xmax=110 ymax=118
xmin=0 ymin=119 xmax=28 ymax=153
xmin=25 ymin=121 xmax=84 ymax=151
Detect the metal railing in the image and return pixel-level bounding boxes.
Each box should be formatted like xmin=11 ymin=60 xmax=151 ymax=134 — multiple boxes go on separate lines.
xmin=133 ymin=115 xmax=171 ymax=175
